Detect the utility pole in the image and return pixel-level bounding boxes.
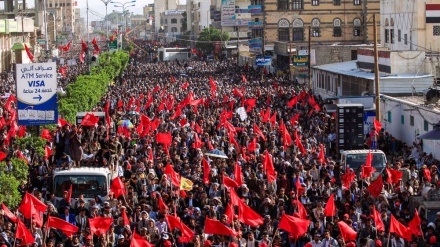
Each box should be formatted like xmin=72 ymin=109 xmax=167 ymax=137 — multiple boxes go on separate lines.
xmin=308 ymin=26 xmax=311 ymax=89
xmin=373 ymin=14 xmax=381 ymax=121
xmin=236 ymin=25 xmax=239 ymax=61
xmin=260 ymin=2 xmax=265 ymax=81
xmin=43 ymin=0 xmax=49 ymax=61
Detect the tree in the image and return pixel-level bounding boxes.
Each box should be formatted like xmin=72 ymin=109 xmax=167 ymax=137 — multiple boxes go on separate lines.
xmin=196 ymin=27 xmax=230 ymax=52
xmin=0 ymin=158 xmax=30 ymax=207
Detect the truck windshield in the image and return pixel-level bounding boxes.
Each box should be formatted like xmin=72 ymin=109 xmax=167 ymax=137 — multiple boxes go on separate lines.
xmin=345 ymin=153 xmax=386 ymax=170
xmin=54 ymin=175 xmax=107 ymax=198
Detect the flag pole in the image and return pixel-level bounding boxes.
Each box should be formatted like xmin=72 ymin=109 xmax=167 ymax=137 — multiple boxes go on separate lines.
xmin=270 ymin=229 xmax=279 ymax=247
xmin=386 ymin=231 xmax=391 ymax=247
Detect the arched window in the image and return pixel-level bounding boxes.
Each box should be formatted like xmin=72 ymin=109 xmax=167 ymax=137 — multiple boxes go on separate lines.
xmin=333 ymin=18 xmax=342 ymax=37
xmin=292 ymin=19 xmax=304 ymax=41
xmin=278 ymin=19 xmax=290 ymax=41
xmin=171 ymin=18 xmax=177 ymax=24
xmin=311 ymin=18 xmax=320 ymax=37
xmin=171 ymin=27 xmax=178 ymax=32
xmin=353 ymin=18 xmax=361 ymax=36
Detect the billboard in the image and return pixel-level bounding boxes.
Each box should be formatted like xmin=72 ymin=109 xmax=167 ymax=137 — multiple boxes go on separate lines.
xmin=248 ymin=5 xmax=262 ymax=13
xmin=248 ymin=21 xmax=263 ymax=29
xmin=16 ymin=62 xmax=58 ymax=125
xmin=292 ymin=55 xmax=309 ymax=66
xmin=221 ymin=0 xmax=236 ymax=27
xmin=249 ymin=39 xmax=262 ymax=48
xmin=256 ymin=55 xmax=272 ymax=66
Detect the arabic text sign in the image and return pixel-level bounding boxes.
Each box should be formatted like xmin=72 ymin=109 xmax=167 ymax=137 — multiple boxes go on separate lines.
xmin=292 ymin=55 xmax=309 ymax=66
xmin=256 ymin=55 xmax=272 ymax=66
xmin=248 ymin=21 xmax=263 ymax=29
xmin=16 ymin=62 xmax=58 ymax=125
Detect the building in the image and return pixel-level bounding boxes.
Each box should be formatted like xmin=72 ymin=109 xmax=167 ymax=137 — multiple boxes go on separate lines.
xmin=45 ymin=0 xmax=76 ymax=37
xmin=153 ymin=0 xmax=180 ymax=33
xmin=74 ymin=8 xmax=83 ymax=39
xmin=186 ymin=0 xmax=211 ymax=37
xmin=380 ymin=0 xmax=440 ymax=81
xmin=312 ymin=48 xmax=434 ymax=99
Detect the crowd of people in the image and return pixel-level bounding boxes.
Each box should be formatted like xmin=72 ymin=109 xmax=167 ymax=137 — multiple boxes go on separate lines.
xmin=0 ymin=40 xmax=439 ymax=247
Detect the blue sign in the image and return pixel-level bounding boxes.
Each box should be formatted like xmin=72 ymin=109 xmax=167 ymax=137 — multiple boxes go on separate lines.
xmin=248 ymin=21 xmax=263 ymax=29
xmin=256 ymin=56 xmax=272 ymax=66
xmin=16 ymin=62 xmax=58 ymax=126
xmin=249 ymin=39 xmax=262 ymax=48
xmin=248 ymin=5 xmax=262 ymax=13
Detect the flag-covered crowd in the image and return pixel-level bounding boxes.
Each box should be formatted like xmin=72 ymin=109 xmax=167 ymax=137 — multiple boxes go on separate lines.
xmin=0 ymin=41 xmax=440 ymax=247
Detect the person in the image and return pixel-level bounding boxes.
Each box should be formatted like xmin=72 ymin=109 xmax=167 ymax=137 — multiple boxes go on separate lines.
xmin=57 ymin=152 xmax=72 ymax=169
xmin=69 ymin=125 xmax=83 ymax=167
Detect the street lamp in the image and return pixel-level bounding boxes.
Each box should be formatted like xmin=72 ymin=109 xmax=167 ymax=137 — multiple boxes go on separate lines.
xmin=112 ymin=1 xmax=136 ymax=47
xmin=101 ymin=0 xmax=112 ymax=39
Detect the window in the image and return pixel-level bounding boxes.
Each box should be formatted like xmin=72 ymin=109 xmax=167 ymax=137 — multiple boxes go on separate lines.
xmin=279 ymin=29 xmax=290 ymax=41
xmin=353 ymin=18 xmax=361 ymax=36
xmin=353 ymin=0 xmax=361 ymax=5
xmin=312 ymin=19 xmax=320 ymax=37
xmin=171 ymin=27 xmax=178 ymax=32
xmin=334 ymin=0 xmax=341 ymax=5
xmin=401 ymin=115 xmax=405 ymax=125
xmin=292 ymin=0 xmax=303 ymax=10
xmin=424 ymin=120 xmax=429 ymax=131
xmin=390 ymin=29 xmax=394 ymax=43
xmin=385 ymin=29 xmax=389 ymax=43
xmin=171 ymin=18 xmax=177 ymax=24
xmin=388 ymin=111 xmax=392 ymax=123
xmin=252 ymin=29 xmax=263 ymax=38
xmin=333 ymin=18 xmax=342 ymax=37
xmin=404 ymin=34 xmax=408 ymax=44
xmin=410 ymin=116 xmax=414 ymax=126
xmin=278 ymin=0 xmax=289 ymax=10
xmin=67 ymin=3 xmax=71 ymax=6
xmin=398 ymin=29 xmax=401 ymax=42
xmin=434 ymin=26 xmax=440 ymax=36
xmin=278 ymin=19 xmax=290 ymax=41
xmin=292 ymin=19 xmax=304 ymax=41
xmin=312 ymin=0 xmax=319 ymax=6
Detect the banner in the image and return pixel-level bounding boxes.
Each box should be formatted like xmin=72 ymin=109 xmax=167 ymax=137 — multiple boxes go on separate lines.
xmin=249 ymin=39 xmax=262 ymax=48
xmin=248 ymin=5 xmax=262 ymax=13
xmin=256 ymin=56 xmax=272 ymax=66
xmin=248 ymin=21 xmax=263 ymax=29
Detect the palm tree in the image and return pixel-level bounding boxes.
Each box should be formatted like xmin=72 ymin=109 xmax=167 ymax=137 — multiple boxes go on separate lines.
xmin=196 ymin=27 xmax=230 ymax=52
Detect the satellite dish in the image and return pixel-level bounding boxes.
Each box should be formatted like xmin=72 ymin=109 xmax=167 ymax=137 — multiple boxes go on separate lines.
xmin=361 ymin=91 xmax=369 ymax=96
xmin=425 ymin=88 xmax=439 ymax=104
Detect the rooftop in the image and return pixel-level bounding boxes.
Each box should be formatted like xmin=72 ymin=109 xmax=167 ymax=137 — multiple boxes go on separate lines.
xmin=313 ymin=60 xmax=432 ymax=80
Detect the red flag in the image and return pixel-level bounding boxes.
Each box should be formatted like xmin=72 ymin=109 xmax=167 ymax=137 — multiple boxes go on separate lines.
xmin=89 ymin=217 xmax=113 ymax=237
xmin=223 ymin=175 xmax=239 ymax=188
xmin=287 ymin=96 xmax=298 ymax=108
xmin=278 ymin=214 xmax=310 ymax=239
xmin=253 ymin=124 xmax=266 ymax=141
xmin=367 ymin=174 xmax=383 ymax=198
xmin=365 ymin=151 xmax=372 ymax=167
xmin=165 ymin=215 xmax=194 ymax=240
xmin=24 ymin=44 xmax=34 ymax=61
xmin=263 ymin=150 xmax=276 ymax=183
xmin=203 ymin=158 xmax=210 ymax=184
xmin=262 ymin=107 xmax=271 ymax=123
xmin=390 ymin=214 xmax=412 ymax=241
xmin=338 ymin=221 xmax=357 ymax=242
xmin=110 ymin=35 xmax=115 ymax=42
xmin=156 ymin=133 xmax=172 ymax=146
xmin=323 ymin=194 xmax=336 ymax=216
xmin=263 ymin=67 xmax=269 ymax=75
xmin=386 ymin=168 xmax=403 ymax=185
xmin=0 ymin=152 xmax=6 ymax=162
xmin=44 ymin=145 xmax=52 ymax=160
xmin=121 ymin=208 xmax=130 ymax=226
xmin=244 ymin=98 xmax=257 ymax=112
xmin=318 ymin=144 xmax=326 ymax=164
xmin=242 ymin=74 xmax=247 ymax=83
xmin=424 ymin=168 xmax=432 ymax=182
xmin=374 ymin=118 xmax=382 ymax=133
xmin=269 ymin=112 xmax=277 ymax=125
xmin=233 ymin=88 xmax=243 ymax=98
xmin=293 ymin=200 xmax=307 ymax=219
xmin=41 ymin=128 xmax=52 ymax=141
xmin=158 ymin=195 xmax=169 ymax=212
xmin=341 ymin=170 xmax=355 ymax=189
xmin=164 ymin=164 xmax=181 ymax=187
xmin=372 ymin=206 xmax=385 ymax=231
xmin=131 ymin=231 xmax=154 ymax=247
xmin=361 ymin=165 xmax=376 ymax=179
xmin=204 ymin=217 xmax=237 ymax=236
xmin=181 ymin=82 xmax=189 ymax=89
xmin=16 ymin=220 xmax=35 ymax=245
xmin=224 ymin=203 xmax=234 ymax=224
xmin=47 ymin=215 xmax=78 ymax=237
xmin=237 ymin=201 xmax=264 ymax=227
xmin=18 ymin=126 xmax=26 ymax=138
xmin=2 ymin=203 xmax=17 ymax=223
xmin=66 ymin=184 xmax=73 ymax=204
xmin=234 ymin=162 xmax=244 ymax=186
xmin=110 ymin=177 xmax=125 ymax=198
xmin=81 ymin=113 xmax=99 ymax=127
xmin=248 ymin=137 xmax=257 ymax=152
xmin=408 ymin=209 xmax=422 ymax=236
xmin=92 ymin=37 xmax=97 ymax=45
xmin=291 ymin=113 xmax=300 ymax=125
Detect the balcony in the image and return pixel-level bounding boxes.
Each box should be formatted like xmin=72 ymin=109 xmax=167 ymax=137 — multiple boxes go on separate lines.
xmin=229 ymin=32 xmax=249 ymax=39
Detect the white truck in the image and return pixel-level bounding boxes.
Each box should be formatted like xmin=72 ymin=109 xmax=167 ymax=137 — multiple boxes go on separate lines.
xmin=53 ymin=167 xmax=117 ymax=206
xmin=340 ymin=149 xmax=387 ymax=179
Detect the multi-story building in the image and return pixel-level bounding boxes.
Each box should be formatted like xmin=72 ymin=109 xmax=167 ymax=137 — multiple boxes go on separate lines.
xmin=186 ymin=0 xmax=211 ymax=37
xmin=153 ymin=0 xmax=180 ymax=33
xmin=45 ymin=0 xmax=76 ymax=36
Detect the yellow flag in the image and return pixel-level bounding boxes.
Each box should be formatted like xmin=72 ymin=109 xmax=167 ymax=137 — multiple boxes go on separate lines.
xmin=180 ymin=177 xmax=193 ymax=191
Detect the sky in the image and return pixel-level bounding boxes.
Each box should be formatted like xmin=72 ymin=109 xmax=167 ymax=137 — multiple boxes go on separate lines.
xmin=77 ymin=0 xmax=152 ymax=21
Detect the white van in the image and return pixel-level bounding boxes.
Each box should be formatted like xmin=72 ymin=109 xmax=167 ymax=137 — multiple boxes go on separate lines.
xmin=340 ymin=149 xmax=387 ymax=179
xmin=53 ymin=167 xmax=117 ymax=206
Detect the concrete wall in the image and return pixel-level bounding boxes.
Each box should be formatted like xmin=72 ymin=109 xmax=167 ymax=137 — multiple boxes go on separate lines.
xmin=380 ymin=95 xmax=440 ymax=159
xmin=389 ymin=50 xmax=426 ymax=74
